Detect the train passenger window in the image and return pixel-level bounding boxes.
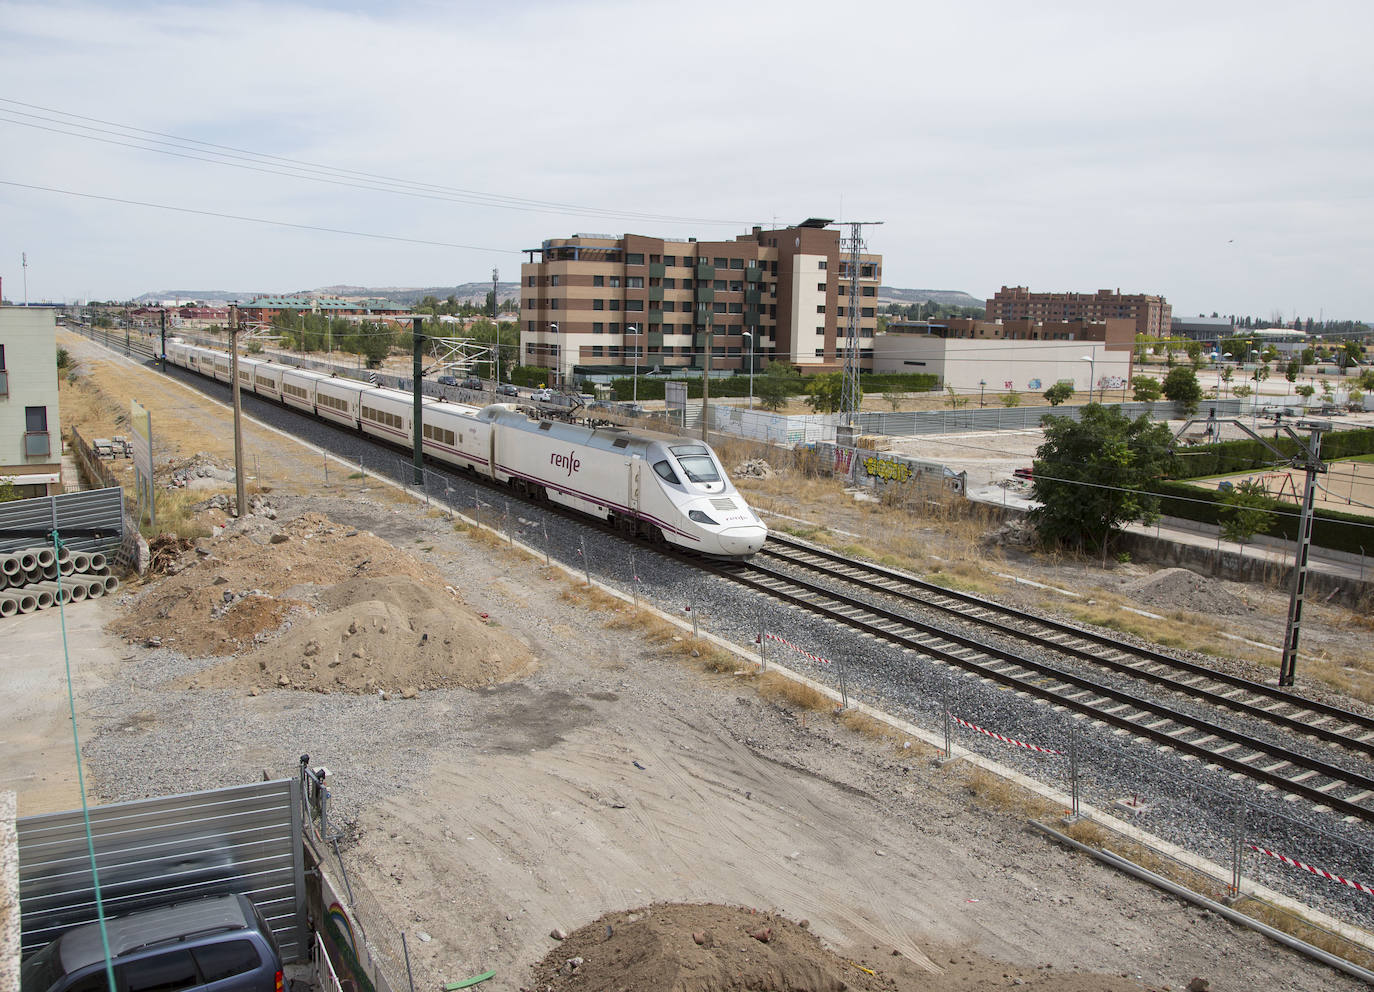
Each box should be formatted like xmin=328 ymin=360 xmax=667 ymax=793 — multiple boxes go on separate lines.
xmin=669 ymin=445 xmax=721 ymax=484
xmin=653 ymin=460 xmax=681 ymax=485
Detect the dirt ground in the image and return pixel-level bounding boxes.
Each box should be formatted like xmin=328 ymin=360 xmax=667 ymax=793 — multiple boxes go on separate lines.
xmin=18 ymin=330 xmax=1370 ymax=991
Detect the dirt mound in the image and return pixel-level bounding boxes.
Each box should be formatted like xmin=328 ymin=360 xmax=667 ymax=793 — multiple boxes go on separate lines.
xmin=190 ymin=575 xmax=531 ymax=694
xmin=530 ymin=903 xmax=1158 ymax=992
xmin=533 ymin=904 xmax=888 ymax=992
xmin=1124 ymin=566 xmax=1248 ymax=616
xmin=114 ymin=510 xmax=534 ymax=694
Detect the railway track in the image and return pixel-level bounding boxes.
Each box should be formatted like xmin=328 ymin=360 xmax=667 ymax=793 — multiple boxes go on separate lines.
xmin=704 ymin=539 xmax=1374 ymax=825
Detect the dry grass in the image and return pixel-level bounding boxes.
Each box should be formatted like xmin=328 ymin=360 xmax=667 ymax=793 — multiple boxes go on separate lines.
xmin=757 ymin=671 xmax=831 ymax=712
xmin=961 ymin=767 xmax=1062 ymax=819
xmin=559 ymin=582 xmax=625 ymax=612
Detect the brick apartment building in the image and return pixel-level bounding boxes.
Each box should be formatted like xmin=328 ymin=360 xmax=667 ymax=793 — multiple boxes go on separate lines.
xmin=519 ymin=219 xmax=882 ymax=383
xmin=987 ymin=287 xmax=1172 ymax=337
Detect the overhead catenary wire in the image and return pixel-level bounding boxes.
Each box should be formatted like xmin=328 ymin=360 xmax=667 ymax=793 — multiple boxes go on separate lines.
xmin=0 ymin=98 xmax=750 ymax=227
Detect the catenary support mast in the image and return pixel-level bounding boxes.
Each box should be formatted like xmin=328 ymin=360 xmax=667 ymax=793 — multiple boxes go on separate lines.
xmin=839 ymin=221 xmax=882 ymax=425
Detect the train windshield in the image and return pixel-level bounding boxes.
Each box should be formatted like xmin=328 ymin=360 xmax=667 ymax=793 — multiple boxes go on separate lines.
xmin=669 ymin=445 xmax=721 ymax=484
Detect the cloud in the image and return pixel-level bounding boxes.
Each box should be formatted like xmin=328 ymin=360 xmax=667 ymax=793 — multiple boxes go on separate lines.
xmin=0 ymin=0 xmax=1371 ymax=317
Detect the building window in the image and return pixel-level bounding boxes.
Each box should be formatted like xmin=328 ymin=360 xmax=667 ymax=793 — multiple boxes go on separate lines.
xmin=610 ymin=322 xmax=620 ymax=334
xmin=650 ymin=254 xmax=661 ymax=264
xmin=592 ymin=346 xmax=604 ymax=357
xmin=713 ymin=280 xmax=726 ymax=290
xmin=25 ymin=405 xmax=49 ymax=457
xmin=550 ymin=275 xmax=560 ymax=287
xmin=818 ymin=260 xmax=827 ymax=270
xmin=662 ymin=301 xmax=675 ymax=312
xmin=549 ymin=299 xmax=560 ymax=310
xmin=593 ymin=275 xmax=605 ymax=287
xmin=626 ymin=276 xmax=644 ymax=288
xmin=609 ymin=299 xmax=620 ymax=311
xmin=861 ymin=307 xmax=874 ymax=317
xmin=728 ymin=303 xmax=742 ymax=314
xmin=730 ymin=258 xmax=744 ymax=269
xmin=609 ymin=276 xmax=621 ymax=288
xmin=817 ymin=283 xmax=826 ymax=292
xmin=526 ymin=276 xmax=534 ymax=287
xmin=711 ymin=257 xmax=727 ymax=267
xmin=527 ymin=321 xmax=535 ymax=332
xmin=816 ymin=326 xmax=825 ymax=335
xmin=729 ymin=281 xmax=742 ymax=292
xmin=626 ymin=299 xmax=644 ymax=312
xmin=712 ymin=302 xmax=726 ymax=314
xmin=593 ymin=322 xmax=604 ymax=333
xmin=663 ymin=255 xmax=676 ymax=266
xmin=663 ymin=278 xmax=676 ymax=289
xmin=862 ymin=286 xmax=876 ymax=297
xmin=816 ymin=305 xmax=826 ymax=314
xmin=626 ymin=252 xmax=644 ymax=265
xmin=815 ymin=348 xmax=825 ymax=357
xmin=682 ymin=279 xmax=693 ymax=290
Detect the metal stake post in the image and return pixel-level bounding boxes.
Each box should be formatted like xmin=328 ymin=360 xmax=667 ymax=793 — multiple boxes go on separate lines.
xmin=400 ymin=933 xmax=417 ymax=992
xmin=758 ymin=621 xmax=766 ymax=671
xmin=504 ymin=500 xmax=513 ymax=545
xmin=630 ymin=549 xmax=639 ymax=609
xmin=837 ymin=657 xmax=850 ymax=711
xmin=1068 ymin=722 xmax=1080 ymax=820
xmin=942 ymin=691 xmax=952 ymax=759
xmin=580 ymin=536 xmax=591 ymax=587
xmin=1230 ymin=800 xmax=1246 ymax=897
xmin=689 ymin=602 xmax=699 ymax=640
xmin=542 ymin=520 xmax=550 ymax=566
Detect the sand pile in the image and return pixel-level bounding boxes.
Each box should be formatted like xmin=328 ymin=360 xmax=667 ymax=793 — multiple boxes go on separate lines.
xmin=114 ymin=511 xmax=533 ymax=694
xmin=532 ymin=903 xmax=1158 ymax=992
xmin=1123 ymin=566 xmax=1249 ymax=616
xmin=190 ymin=575 xmax=531 ymax=695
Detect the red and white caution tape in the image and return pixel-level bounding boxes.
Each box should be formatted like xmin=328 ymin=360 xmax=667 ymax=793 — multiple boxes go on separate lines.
xmin=950 ymin=714 xmax=1064 ymax=755
xmin=763 ymin=632 xmax=832 ymax=666
xmin=1248 ymin=845 xmax=1374 ymax=897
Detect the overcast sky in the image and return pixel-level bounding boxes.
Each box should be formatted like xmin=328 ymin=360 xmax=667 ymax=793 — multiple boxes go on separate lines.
xmin=2 ymin=0 xmax=1371 ymax=320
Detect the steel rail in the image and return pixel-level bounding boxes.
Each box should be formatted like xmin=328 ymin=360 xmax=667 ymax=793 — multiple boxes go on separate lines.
xmin=704 ymin=557 xmax=1374 ymax=824
xmin=765 ymin=532 xmax=1374 ymax=742
xmin=759 ymin=537 xmax=1374 ymax=758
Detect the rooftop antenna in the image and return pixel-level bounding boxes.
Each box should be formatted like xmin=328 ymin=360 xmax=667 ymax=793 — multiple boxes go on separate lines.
xmin=22 ymin=251 xmax=28 ymax=306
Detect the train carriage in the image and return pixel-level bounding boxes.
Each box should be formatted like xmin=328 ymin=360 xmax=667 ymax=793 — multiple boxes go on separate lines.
xmin=313 ymin=377 xmax=367 ymax=430
xmin=233 ymin=357 xmax=257 ymax=393
xmin=211 ymin=353 xmax=232 ymax=383
xmin=251 ymin=363 xmax=283 ymax=401
xmin=358 ymin=388 xmax=416 ymax=447
xmin=279 ymin=367 xmax=324 ymax=414
xmin=420 ymin=401 xmax=490 ymax=473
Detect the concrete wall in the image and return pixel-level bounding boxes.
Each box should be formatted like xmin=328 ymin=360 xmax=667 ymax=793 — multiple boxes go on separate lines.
xmin=872 ymin=335 xmax=1133 ymax=397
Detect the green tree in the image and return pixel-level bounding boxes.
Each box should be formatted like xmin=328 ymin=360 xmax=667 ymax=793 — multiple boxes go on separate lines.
xmin=883 ymin=390 xmax=903 ymax=411
xmin=0 ymin=477 xmax=19 ymax=503
xmin=1162 ymin=366 xmax=1203 ymax=412
xmin=1220 ymin=479 xmax=1276 ymax=548
xmin=1000 ymin=390 xmax=1021 ymax=408
xmin=1028 ymin=404 xmax=1175 ymax=554
xmin=1295 ymin=384 xmax=1316 ymax=401
xmin=945 ymin=386 xmax=969 ymax=409
xmin=1233 ymin=384 xmax=1253 ymax=399
xmin=1131 ymin=376 xmax=1162 ymax=403
xmin=1357 ymin=368 xmax=1374 ymax=392
xmin=1185 ymin=340 xmax=1205 ymax=368
xmin=1301 ymin=347 xmax=1315 ymax=366
xmin=1221 ymin=367 xmax=1234 ymax=395
xmin=756 ymin=362 xmax=797 ymax=412
xmin=1043 ymin=382 xmax=1075 ymax=406
xmin=806 ymin=372 xmax=847 ymax=413
xmin=1284 ymin=359 xmax=1300 ymax=387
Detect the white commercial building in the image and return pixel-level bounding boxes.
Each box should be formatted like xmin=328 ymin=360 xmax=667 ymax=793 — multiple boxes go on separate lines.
xmin=0 ymin=307 xmax=63 ymax=497
xmin=872 ymin=334 xmax=1134 ymax=403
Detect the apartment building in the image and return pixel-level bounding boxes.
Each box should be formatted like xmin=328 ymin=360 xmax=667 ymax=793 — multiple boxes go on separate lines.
xmin=519 ymin=219 xmax=882 ymax=382
xmin=987 ymin=287 xmax=1172 ymax=337
xmin=0 ymin=306 xmax=62 ymax=497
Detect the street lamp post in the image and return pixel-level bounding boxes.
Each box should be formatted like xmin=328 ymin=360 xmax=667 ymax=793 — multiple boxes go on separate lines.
xmin=978 ymin=378 xmax=986 ymax=407
xmin=742 ymin=332 xmax=754 ymax=410
xmin=629 ymin=325 xmax=639 ymax=407
xmin=547 ymin=321 xmax=557 ymax=390
xmin=1080 ymin=350 xmax=1096 ymax=404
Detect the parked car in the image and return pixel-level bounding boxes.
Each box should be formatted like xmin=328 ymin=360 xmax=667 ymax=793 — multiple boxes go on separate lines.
xmin=460 ymin=377 xmax=483 ymax=390
xmin=21 ymin=893 xmax=283 ymax=992
xmin=532 ymin=387 xmax=554 ymax=402
xmin=496 ymin=383 xmax=519 ymax=397
xmin=436 ymin=375 xmax=458 ymax=386
xmin=1013 ymin=467 xmax=1033 ymax=481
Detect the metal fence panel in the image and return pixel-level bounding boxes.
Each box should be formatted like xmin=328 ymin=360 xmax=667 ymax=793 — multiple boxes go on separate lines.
xmin=0 ymin=487 xmax=125 ymax=558
xmin=17 ymin=779 xmax=306 ymax=962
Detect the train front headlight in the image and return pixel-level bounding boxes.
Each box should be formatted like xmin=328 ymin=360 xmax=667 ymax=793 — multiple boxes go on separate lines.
xmin=688 ymin=510 xmax=719 ymax=526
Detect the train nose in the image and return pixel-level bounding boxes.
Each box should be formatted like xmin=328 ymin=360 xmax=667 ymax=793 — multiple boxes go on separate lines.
xmin=717 ymin=524 xmax=768 ymax=557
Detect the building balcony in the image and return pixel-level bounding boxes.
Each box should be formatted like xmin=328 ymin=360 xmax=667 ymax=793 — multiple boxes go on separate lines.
xmin=648 ymin=287 xmax=664 ymax=301
xmin=695 ymin=288 xmax=715 ymax=303
xmin=745 ymin=265 xmax=763 ymax=283
xmin=745 ymin=289 xmax=761 ymax=306
xmin=647 ymin=310 xmax=664 ymax=324
xmin=648 ymin=331 xmax=664 ymax=349
xmin=695 ymin=263 xmax=715 ymax=280
xmin=649 ymin=263 xmax=666 ymax=278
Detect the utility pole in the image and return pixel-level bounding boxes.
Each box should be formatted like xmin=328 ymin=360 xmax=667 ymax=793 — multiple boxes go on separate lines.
xmin=21 ymin=251 xmax=28 ymax=306
xmin=159 ymin=309 xmax=167 ymax=372
xmin=491 ymin=267 xmax=499 ymax=321
xmin=412 ymin=316 xmax=424 ymax=486
xmin=701 ymin=324 xmax=712 ymax=442
xmin=229 ymin=304 xmax=246 ymax=517
xmin=838 ymin=221 xmax=883 ymax=426
xmin=1174 ymin=410 xmax=1330 ymax=687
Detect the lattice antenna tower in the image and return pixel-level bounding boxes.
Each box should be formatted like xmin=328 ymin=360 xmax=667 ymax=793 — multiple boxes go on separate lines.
xmin=840 ymin=221 xmax=882 ymax=424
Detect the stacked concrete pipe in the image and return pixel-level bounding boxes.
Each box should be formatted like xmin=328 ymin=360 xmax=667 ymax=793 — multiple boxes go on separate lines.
xmin=0 ymin=545 xmax=120 ymax=615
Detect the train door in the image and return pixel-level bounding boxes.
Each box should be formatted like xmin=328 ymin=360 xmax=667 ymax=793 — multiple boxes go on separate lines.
xmin=628 ymin=455 xmax=642 ymax=521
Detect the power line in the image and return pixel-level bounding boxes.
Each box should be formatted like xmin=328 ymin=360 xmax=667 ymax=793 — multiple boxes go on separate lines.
xmin=0 ymin=179 xmax=521 ymax=252
xmin=0 ymin=98 xmax=751 ymax=228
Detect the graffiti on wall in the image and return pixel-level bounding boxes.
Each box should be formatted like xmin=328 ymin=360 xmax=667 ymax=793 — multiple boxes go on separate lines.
xmin=861 ymin=454 xmax=913 ymax=483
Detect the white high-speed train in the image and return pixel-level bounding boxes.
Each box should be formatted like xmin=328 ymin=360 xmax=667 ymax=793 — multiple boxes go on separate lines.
xmin=163 ymin=342 xmax=768 ymax=558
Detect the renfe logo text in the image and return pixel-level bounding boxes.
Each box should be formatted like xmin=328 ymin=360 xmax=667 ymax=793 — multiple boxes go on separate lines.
xmin=550 ymin=451 xmax=581 ymax=476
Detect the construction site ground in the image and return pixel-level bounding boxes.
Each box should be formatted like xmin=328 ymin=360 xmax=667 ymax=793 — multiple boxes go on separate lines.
xmin=3 ymin=331 xmax=1368 ymax=990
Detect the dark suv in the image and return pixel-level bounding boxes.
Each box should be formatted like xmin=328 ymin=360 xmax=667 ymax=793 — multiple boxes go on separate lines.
xmin=459 ymin=377 xmax=483 ymax=390
xmin=22 ymin=894 xmax=283 ymax=992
